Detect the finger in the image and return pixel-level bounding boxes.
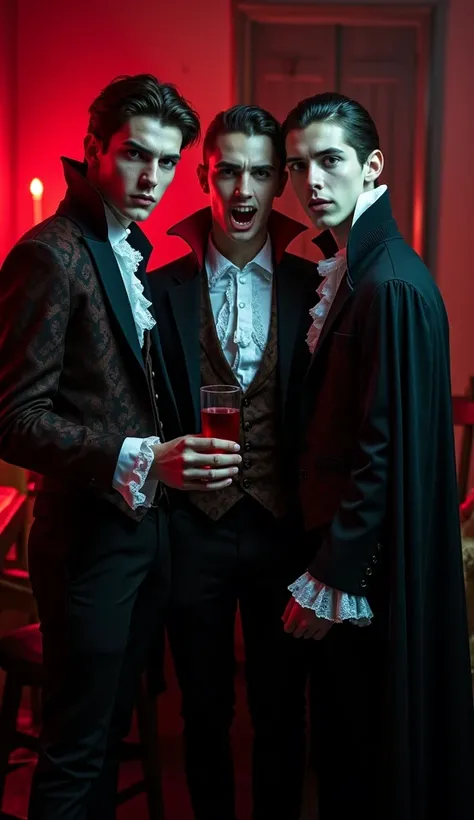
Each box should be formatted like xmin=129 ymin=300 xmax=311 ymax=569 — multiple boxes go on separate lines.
xmin=303 ymin=622 xmax=320 ymax=639
xmin=312 ymin=621 xmax=333 ymax=640
xmin=187 ymin=452 xmax=242 ymax=467
xmin=184 ymin=467 xmax=239 ymax=481
xmin=293 ymin=621 xmax=310 ymax=639
xmin=185 ymin=437 xmax=240 ymax=452
xmin=282 ymin=598 xmax=294 ymax=623
xmin=182 ymin=478 xmax=233 ymax=492
xmin=283 ymin=602 xmax=303 ymax=634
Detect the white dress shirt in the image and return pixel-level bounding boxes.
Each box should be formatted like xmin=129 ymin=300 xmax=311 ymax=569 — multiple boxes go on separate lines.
xmin=205 ymin=234 xmax=273 ymax=390
xmin=105 ymin=206 xmax=161 ymax=511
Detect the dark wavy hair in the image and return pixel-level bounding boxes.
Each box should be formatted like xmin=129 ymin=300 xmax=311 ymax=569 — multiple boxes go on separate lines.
xmin=87 ymin=73 xmax=200 ymax=151
xmin=203 ymin=104 xmax=286 ymax=170
xmin=282 ymin=92 xmax=379 ymax=166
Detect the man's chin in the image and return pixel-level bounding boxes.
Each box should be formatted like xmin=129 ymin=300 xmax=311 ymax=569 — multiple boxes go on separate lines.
xmin=122 ymin=204 xmax=157 ymax=224
xmin=227 ymin=221 xmax=267 ymax=243
xmin=306 ymin=210 xmax=336 ymax=230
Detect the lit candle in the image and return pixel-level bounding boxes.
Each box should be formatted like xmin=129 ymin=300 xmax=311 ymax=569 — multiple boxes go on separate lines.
xmin=29 ymin=178 xmax=44 ymax=225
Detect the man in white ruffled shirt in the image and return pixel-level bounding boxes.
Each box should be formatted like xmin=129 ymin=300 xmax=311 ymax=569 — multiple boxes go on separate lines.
xmin=148 ymin=105 xmax=319 ymax=820
xmin=279 ymin=93 xmax=474 ymax=820
xmin=0 ymin=75 xmax=243 ymax=820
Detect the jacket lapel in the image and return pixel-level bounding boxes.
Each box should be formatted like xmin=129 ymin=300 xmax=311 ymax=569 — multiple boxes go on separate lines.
xmin=168 ymin=274 xmax=202 ymax=430
xmin=84 ymin=236 xmax=145 ymax=373
xmin=139 ymin=267 xmax=182 ymax=428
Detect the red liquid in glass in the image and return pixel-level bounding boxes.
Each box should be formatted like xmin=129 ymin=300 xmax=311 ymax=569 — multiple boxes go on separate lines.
xmin=201 ymin=407 xmax=240 ymax=447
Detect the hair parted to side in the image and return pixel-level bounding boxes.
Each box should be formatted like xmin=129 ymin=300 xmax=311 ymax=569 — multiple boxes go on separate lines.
xmin=282 ymin=92 xmax=379 ymax=166
xmin=87 ymin=73 xmax=201 ymax=151
xmin=203 ymin=104 xmax=286 ymax=170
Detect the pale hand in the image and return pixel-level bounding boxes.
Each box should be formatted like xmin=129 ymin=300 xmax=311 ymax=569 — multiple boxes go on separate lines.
xmin=150 ymin=436 xmax=241 ymax=491
xmin=282 ymin=598 xmax=333 ymax=640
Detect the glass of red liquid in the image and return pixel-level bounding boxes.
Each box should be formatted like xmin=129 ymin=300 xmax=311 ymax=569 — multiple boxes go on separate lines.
xmin=200 ymin=385 xmax=241 ymax=450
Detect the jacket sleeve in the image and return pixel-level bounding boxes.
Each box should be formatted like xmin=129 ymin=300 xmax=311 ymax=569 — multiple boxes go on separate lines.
xmin=308 ymin=279 xmax=433 ymax=595
xmin=0 ymin=239 xmax=123 ymax=489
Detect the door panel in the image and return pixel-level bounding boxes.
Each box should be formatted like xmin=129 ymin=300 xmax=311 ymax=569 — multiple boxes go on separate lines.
xmin=340 ymin=26 xmax=417 ymax=243
xmin=252 ymin=23 xmax=337 ymax=261
xmin=250 ymin=20 xmax=419 ymax=257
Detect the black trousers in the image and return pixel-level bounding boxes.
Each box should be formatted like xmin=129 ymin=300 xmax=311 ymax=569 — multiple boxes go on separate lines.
xmin=167 ymin=497 xmax=310 ymax=820
xmin=26 ymin=495 xmax=169 ymax=820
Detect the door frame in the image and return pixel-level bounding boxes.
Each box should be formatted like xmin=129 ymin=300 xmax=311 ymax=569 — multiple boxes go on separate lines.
xmin=233 ymin=2 xmax=432 ymax=260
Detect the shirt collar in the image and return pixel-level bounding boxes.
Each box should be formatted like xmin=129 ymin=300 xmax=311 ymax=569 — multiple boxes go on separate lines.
xmin=329 ymin=185 xmax=389 ymax=260
xmin=104 ymin=203 xmax=130 ymax=248
xmin=205 ymin=233 xmax=273 ymax=287
xmin=352 ymin=184 xmax=388 ymax=227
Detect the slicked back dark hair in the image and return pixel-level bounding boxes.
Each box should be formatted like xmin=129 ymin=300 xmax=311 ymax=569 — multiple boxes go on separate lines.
xmin=282 ymin=92 xmax=379 ymax=166
xmin=87 ymin=73 xmax=200 ymax=151
xmin=203 ymin=104 xmax=286 ymax=171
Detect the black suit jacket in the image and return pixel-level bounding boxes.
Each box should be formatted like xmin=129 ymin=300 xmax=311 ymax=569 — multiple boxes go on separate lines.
xmin=148 ymin=207 xmax=319 ymax=484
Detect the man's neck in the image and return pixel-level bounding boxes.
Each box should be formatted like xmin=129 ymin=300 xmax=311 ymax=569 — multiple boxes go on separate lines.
xmin=211 ymin=222 xmax=268 ymax=270
xmin=330 ymin=213 xmax=353 ymax=251
xmin=104 ymin=200 xmax=131 ymax=230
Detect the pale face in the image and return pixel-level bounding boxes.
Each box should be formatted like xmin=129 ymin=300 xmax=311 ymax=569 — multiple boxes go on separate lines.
xmin=198 ymin=132 xmax=286 ymax=249
xmin=84 ymin=115 xmax=183 ymax=226
xmin=286 ymin=120 xmax=383 ymax=239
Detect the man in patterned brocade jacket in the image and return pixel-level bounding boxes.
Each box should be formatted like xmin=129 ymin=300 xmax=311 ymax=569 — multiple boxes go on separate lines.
xmin=0 ymin=75 xmax=241 ymax=820
xmin=148 ymin=105 xmax=319 ymax=820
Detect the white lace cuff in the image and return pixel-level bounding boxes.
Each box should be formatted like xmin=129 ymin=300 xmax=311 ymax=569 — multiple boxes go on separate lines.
xmin=112 ymin=436 xmax=161 ymax=510
xmin=288 ymin=572 xmax=373 ymax=626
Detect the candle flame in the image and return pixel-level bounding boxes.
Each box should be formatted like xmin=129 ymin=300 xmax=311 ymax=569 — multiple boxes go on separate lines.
xmin=30 ymin=178 xmax=44 ymax=199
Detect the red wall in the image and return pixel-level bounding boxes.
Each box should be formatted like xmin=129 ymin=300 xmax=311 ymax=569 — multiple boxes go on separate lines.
xmin=2 ymin=0 xmax=473 ymax=392
xmin=437 ymin=0 xmax=474 ymax=393
xmin=0 ymin=0 xmax=15 ymax=264
xmin=13 ymin=0 xmax=232 ymax=268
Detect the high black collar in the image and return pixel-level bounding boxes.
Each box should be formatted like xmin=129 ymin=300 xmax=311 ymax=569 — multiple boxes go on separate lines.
xmin=56 ymin=156 xmax=153 ymax=264
xmin=312 ymin=189 xmax=401 ymax=283
xmin=167 ymin=206 xmax=308 ymax=270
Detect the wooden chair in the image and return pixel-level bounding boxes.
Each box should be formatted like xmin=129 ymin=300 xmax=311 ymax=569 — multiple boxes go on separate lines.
xmin=452 ymin=376 xmax=474 ymax=503
xmin=0 ymin=624 xmax=165 ymax=820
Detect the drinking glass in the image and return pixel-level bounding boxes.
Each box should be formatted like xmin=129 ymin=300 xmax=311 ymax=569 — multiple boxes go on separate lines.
xmin=200 ymin=385 xmax=241 ymax=448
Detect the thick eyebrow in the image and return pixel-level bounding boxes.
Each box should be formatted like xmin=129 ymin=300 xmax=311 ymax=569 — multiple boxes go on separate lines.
xmin=122 ymin=139 xmax=181 ymax=162
xmin=286 ymin=147 xmax=345 ymax=164
xmin=214 ymin=160 xmax=276 ymax=172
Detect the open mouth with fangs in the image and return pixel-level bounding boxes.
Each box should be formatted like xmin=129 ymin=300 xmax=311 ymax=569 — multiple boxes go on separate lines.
xmin=229 ymin=205 xmax=258 ymax=231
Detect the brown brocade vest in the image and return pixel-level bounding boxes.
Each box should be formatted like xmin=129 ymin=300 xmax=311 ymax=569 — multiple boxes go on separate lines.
xmin=188 ymin=272 xmax=288 ymax=521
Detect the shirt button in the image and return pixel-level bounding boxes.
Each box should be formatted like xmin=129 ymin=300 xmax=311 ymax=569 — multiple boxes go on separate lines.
xmin=155 ymin=393 xmax=159 ymax=400
xmin=243 ymin=459 xmax=251 ymax=469
xmin=152 ymin=371 xmax=155 ymax=378
xmin=244 ymin=441 xmax=251 ymax=452
xmin=243 ymin=421 xmax=252 ymax=432
xmin=301 ymin=469 xmax=308 ymax=480
xmin=240 ymin=277 xmax=247 ymax=284
xmin=242 ymin=478 xmax=251 ymax=489
xmin=239 ymin=302 xmax=246 ymax=309
xmin=242 ymin=398 xmax=250 ymax=407
xmin=360 ymin=579 xmax=367 ymax=589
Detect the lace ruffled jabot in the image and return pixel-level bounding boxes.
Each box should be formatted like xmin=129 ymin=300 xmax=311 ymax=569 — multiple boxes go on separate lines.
xmin=112 ymin=233 xmax=156 ymax=348
xmin=307 ymin=249 xmax=347 ymax=354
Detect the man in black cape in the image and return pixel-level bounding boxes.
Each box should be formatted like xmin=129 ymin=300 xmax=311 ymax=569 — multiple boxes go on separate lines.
xmin=281 ymin=92 xmax=474 ymax=820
